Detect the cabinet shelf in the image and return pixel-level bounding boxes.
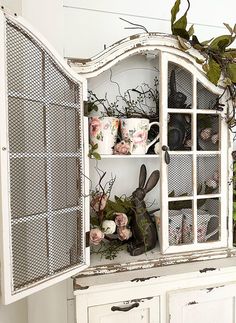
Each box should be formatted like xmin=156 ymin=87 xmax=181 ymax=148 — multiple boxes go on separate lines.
xmin=96 ymin=154 xmax=160 ymax=159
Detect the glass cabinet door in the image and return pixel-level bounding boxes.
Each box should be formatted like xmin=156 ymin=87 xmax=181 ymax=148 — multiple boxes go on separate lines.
xmin=160 ymin=53 xmax=229 ymax=254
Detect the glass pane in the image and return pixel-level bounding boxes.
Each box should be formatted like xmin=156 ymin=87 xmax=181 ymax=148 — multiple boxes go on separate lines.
xmin=197 ymin=198 xmax=220 ymax=243
xmin=168 ymin=113 xmax=192 ymax=151
xmin=168 ymin=155 xmax=193 ymax=197
xmin=197 ymin=155 xmax=220 ymax=195
xmin=168 ymin=62 xmax=193 ymax=109
xmin=197 ymin=81 xmax=219 ymax=110
xmin=197 ymin=114 xmax=220 ymax=151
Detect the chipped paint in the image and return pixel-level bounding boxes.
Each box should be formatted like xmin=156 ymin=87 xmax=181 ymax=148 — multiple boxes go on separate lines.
xmin=124 ymin=297 xmax=154 ymax=304
xmin=74 ymin=284 xmax=89 ymax=290
xmin=73 ymin=248 xmax=235 ymax=282
xmin=187 ymin=301 xmax=198 ymax=305
xmin=131 ymin=276 xmax=160 ymax=283
xmin=67 ymin=33 xmax=206 ymax=78
xmin=199 ymin=268 xmax=217 ymax=273
xmin=205 ymin=285 xmax=225 ymax=293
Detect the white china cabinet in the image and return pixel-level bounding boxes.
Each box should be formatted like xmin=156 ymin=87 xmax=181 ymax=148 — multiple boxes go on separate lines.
xmin=0 ymin=9 xmax=236 ymax=323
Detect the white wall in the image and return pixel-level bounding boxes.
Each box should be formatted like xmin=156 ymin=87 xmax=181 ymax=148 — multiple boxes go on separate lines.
xmin=0 ymin=299 xmax=28 ymax=323
xmin=63 ymin=0 xmax=236 ymax=58
xmin=22 ymin=0 xmax=64 ymax=55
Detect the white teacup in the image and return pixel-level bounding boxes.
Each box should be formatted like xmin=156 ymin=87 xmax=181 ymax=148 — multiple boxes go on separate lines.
xmin=89 ymin=116 xmax=119 ymax=155
xmin=120 ymin=118 xmax=159 ymax=155
xmin=182 ymin=209 xmax=219 ymax=243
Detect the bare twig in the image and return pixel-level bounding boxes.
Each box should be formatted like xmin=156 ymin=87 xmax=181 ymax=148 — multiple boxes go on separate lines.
xmin=119 ymin=17 xmax=149 ymax=33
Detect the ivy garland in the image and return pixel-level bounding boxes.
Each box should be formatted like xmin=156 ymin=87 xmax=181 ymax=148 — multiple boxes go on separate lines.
xmin=171 ymin=0 xmax=236 ymax=129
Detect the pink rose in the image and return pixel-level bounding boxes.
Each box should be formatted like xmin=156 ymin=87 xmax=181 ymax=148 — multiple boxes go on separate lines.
xmin=117 ymin=226 xmax=132 ymax=241
xmin=113 ymin=141 xmax=130 ymax=155
xmin=90 ymin=117 xmax=101 ymax=137
xmin=133 ymin=130 xmax=147 ymax=144
xmin=90 ymin=228 xmax=104 ymax=245
xmin=91 ymin=193 xmax=108 ymax=212
xmin=115 ymin=213 xmax=128 ymax=227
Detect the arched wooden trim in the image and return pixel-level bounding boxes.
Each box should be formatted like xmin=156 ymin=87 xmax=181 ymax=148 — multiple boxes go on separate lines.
xmin=68 ymin=33 xmax=208 ymax=83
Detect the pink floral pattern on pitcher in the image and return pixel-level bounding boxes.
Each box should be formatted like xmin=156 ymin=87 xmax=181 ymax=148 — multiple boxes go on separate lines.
xmin=89 ymin=117 xmax=119 ymax=154
xmin=90 ymin=117 xmax=101 ymax=138
xmin=133 ymin=130 xmax=148 ymax=145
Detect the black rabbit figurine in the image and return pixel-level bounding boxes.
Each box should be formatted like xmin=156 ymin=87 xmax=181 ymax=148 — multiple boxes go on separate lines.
xmin=128 ymin=164 xmax=160 ymax=256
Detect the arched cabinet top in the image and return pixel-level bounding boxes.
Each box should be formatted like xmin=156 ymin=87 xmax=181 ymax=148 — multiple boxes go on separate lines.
xmin=67 ymin=33 xmax=221 ymax=95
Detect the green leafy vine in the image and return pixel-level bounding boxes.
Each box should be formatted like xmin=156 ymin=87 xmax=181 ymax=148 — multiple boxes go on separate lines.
xmin=171 ymin=0 xmax=236 ymax=128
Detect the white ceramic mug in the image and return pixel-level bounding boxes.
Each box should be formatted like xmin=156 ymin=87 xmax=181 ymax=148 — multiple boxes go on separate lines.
xmin=154 ymin=210 xmax=183 ymax=246
xmin=89 ymin=116 xmax=119 ymax=154
xmin=182 ymin=209 xmax=219 ymax=243
xmin=120 ymin=118 xmax=159 ymax=155
xmin=168 ymin=210 xmax=183 ymax=245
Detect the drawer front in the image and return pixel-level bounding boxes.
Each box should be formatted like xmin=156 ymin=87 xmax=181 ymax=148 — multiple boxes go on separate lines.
xmin=168 ymin=284 xmax=236 ymax=323
xmin=88 ymin=296 xmax=159 ymax=323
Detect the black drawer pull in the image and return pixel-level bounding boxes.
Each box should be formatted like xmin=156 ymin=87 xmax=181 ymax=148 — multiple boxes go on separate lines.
xmin=111 ymin=302 xmax=139 ymax=312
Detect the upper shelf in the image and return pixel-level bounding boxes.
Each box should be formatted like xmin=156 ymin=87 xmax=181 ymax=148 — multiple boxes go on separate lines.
xmin=92 ymin=154 xmax=160 ymax=159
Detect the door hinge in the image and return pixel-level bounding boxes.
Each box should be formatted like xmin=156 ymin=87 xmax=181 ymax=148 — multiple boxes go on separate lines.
xmin=86 ymin=231 xmax=90 ymax=247
xmin=169 ymin=314 xmax=171 ymax=322
xmin=227 ymin=216 xmax=229 ymax=231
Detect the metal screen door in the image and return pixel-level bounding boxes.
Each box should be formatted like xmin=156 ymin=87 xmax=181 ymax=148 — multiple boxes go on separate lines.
xmin=0 ymin=12 xmax=89 ymax=304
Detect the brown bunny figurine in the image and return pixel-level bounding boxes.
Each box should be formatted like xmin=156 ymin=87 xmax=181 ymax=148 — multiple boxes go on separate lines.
xmin=128 ymin=164 xmax=160 ymax=256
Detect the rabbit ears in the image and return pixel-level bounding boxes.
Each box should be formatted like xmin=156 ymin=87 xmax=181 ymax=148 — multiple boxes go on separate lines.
xmin=139 ymin=164 xmax=160 ymax=194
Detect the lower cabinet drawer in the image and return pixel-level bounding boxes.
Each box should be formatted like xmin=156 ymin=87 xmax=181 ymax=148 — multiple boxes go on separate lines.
xmin=88 ymin=296 xmax=159 ymax=323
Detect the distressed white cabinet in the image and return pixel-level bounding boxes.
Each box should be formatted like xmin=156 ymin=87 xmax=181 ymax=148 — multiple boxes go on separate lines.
xmin=69 ymin=30 xmax=234 ymax=273
xmin=74 ymin=260 xmax=236 ymax=323
xmin=0 ymin=8 xmax=235 ymax=321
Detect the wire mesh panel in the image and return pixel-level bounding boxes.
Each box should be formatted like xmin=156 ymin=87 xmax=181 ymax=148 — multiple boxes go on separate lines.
xmin=6 ymin=19 xmax=85 ymax=292
xmin=168 ymin=155 xmax=193 ymax=197
xmin=197 ymin=81 xmax=219 ymax=110
xmin=197 ymin=199 xmax=220 ymax=243
xmin=197 ymin=155 xmax=220 ymax=195
xmin=168 ymin=201 xmax=194 ymax=245
xmin=168 ymin=62 xmax=193 ymax=109
xmin=197 ymin=114 xmax=220 ymax=151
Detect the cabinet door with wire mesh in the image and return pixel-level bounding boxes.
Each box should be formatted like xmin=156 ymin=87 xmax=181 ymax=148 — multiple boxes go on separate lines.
xmin=160 ymin=54 xmax=229 ymax=254
xmin=0 ymin=12 xmax=89 ymax=304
